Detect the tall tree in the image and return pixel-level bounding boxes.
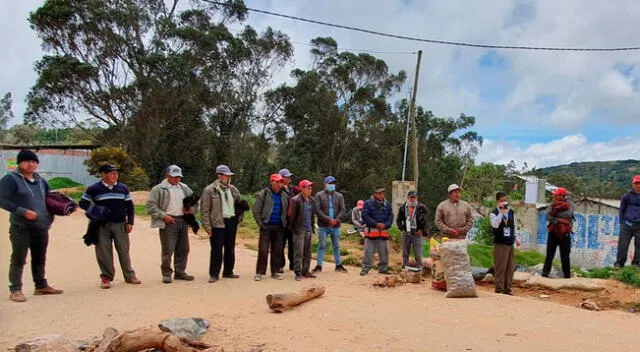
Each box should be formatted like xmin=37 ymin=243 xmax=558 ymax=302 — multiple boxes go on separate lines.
xmin=0 ymin=92 xmax=13 ymax=142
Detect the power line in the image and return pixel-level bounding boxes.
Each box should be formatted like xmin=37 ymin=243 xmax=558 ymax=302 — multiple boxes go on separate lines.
xmin=203 ymin=0 xmax=640 ymax=52
xmin=289 ymin=40 xmax=417 ymax=55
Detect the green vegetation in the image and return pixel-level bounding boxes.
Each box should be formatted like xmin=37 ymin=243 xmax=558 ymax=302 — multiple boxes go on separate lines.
xmin=48 ymin=177 xmax=83 ymax=190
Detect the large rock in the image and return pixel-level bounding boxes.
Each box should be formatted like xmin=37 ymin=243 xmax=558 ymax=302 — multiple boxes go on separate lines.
xmin=513 ymin=271 xmax=532 ymax=282
xmin=14 ymin=334 xmax=73 ymax=352
xmin=522 ymin=274 xmax=605 ymax=291
xmin=158 ymin=318 xmax=210 ymax=340
xmin=526 ymin=263 xmax=564 ymax=278
xmin=400 ymin=270 xmax=421 ymax=284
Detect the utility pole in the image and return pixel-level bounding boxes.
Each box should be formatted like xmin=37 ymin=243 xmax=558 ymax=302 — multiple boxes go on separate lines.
xmin=409 ymin=50 xmax=423 ymax=188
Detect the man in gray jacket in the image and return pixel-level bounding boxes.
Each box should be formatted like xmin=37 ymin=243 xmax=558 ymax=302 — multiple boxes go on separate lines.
xmin=147 ymin=165 xmax=196 ymax=283
xmin=0 ymin=149 xmax=63 ymax=303
xmin=313 ymin=176 xmax=348 ymax=273
xmin=201 ymin=165 xmax=242 ymax=283
xmin=252 ymin=173 xmax=289 ymax=281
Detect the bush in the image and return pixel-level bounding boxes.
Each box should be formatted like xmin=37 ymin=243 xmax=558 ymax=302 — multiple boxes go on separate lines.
xmin=48 ymin=177 xmax=83 ymax=189
xmin=613 ymin=267 xmax=640 ymax=287
xmin=85 ymin=147 xmax=149 ymax=190
xmin=473 ymin=216 xmax=494 ymax=246
xmin=582 ymin=267 xmax=613 ymax=279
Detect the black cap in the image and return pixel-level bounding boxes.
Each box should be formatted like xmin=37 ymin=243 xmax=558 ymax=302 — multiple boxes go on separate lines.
xmin=408 ymin=190 xmax=418 ymax=197
xmin=373 ymin=185 xmax=386 ymax=193
xmin=99 ymin=164 xmax=121 ymax=173
xmin=17 ymin=149 xmax=39 ymax=164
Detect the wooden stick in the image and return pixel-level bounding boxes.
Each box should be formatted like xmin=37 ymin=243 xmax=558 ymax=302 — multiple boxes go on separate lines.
xmin=93 ymin=328 xmax=223 ymax=352
xmin=266 ymin=285 xmax=325 ymax=313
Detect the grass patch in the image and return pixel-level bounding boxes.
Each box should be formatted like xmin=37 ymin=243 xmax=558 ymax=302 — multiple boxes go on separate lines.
xmin=342 ymin=256 xmax=362 ymax=266
xmin=68 ymin=192 xmax=84 ymax=202
xmin=48 ymin=177 xmax=83 ymax=190
xmin=581 ymin=267 xmax=613 ymax=279
xmin=244 ymin=243 xmax=258 ymax=251
xmin=134 ymin=205 xmax=147 ymax=217
xmin=614 ymin=266 xmax=640 ymax=287
xmin=421 ymin=241 xmax=547 ymax=268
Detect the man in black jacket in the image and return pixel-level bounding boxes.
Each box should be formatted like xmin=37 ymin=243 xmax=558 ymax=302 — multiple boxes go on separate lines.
xmin=396 ymin=190 xmax=430 ymax=269
xmin=490 ymin=192 xmax=518 ymax=295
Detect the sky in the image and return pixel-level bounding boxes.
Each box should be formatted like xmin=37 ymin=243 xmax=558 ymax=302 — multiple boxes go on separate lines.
xmin=2 ymin=0 xmax=640 ymax=170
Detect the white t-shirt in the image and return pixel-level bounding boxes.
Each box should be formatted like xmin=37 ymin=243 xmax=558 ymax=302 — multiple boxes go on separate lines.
xmin=165 ymin=185 xmax=185 ymax=216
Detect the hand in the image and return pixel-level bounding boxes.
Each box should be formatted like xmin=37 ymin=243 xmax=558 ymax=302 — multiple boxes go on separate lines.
xmin=449 ymin=229 xmax=460 ymax=237
xmin=329 ymin=219 xmax=338 ymax=227
xmin=206 ymin=229 xmax=212 ymax=236
xmin=24 ymin=210 xmax=38 ymax=220
xmin=125 ymin=224 xmax=133 ymax=233
xmin=416 ymin=229 xmax=423 ymax=237
xmin=163 ymin=215 xmax=176 ymax=224
xmin=500 ymin=207 xmax=508 ymax=215
xmin=516 ymin=239 xmax=521 ymax=247
xmin=376 ymin=223 xmax=385 ymax=230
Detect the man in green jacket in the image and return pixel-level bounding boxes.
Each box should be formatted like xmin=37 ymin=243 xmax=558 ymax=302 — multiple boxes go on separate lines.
xmin=147 ymin=165 xmax=196 ymax=283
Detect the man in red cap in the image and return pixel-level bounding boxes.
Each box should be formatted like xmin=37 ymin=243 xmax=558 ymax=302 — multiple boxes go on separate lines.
xmin=542 ymin=187 xmax=574 ymax=278
xmin=252 ymin=173 xmax=289 ymax=281
xmin=351 ymin=200 xmax=366 ymax=244
xmin=287 ymin=180 xmax=317 ymax=280
xmin=614 ymin=175 xmax=640 ymax=268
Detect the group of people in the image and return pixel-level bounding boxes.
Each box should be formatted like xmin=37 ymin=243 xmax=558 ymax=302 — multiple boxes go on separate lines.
xmin=4 ymin=148 xmax=640 ymax=303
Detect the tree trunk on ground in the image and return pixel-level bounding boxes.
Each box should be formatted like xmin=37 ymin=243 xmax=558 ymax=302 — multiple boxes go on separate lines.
xmin=93 ymin=327 xmax=223 ymax=352
xmin=266 ymin=285 xmax=325 ymax=313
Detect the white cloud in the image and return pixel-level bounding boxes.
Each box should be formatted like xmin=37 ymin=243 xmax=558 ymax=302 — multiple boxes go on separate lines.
xmin=476 ymin=134 xmax=640 ymax=169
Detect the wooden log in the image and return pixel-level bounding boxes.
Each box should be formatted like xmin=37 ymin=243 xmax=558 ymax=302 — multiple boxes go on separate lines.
xmin=93 ymin=328 xmax=223 ymax=352
xmin=266 ymin=285 xmax=325 ymax=313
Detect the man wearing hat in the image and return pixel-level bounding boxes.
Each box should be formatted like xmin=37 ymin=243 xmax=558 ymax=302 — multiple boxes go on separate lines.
xmin=201 ymin=165 xmax=242 ymax=283
xmin=542 ymin=187 xmax=574 ymax=278
xmin=147 ymin=165 xmax=196 ymax=283
xmin=252 ymin=173 xmax=289 ymax=281
xmin=79 ymin=164 xmax=141 ymax=289
xmin=396 ymin=190 xmax=431 ymax=269
xmin=614 ymin=175 xmax=640 ymax=268
xmin=278 ymin=168 xmax=296 ymax=273
xmin=0 ymin=149 xmax=63 ymax=302
xmin=434 ymin=184 xmax=474 ymax=239
xmin=288 ymin=179 xmax=317 ymax=280
xmin=313 ymin=176 xmax=348 ymax=273
xmin=361 ymin=186 xmax=393 ymax=275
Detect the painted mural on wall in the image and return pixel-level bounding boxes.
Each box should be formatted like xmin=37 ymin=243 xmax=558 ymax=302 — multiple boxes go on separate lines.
xmin=536 ymin=211 xmax=622 ymax=268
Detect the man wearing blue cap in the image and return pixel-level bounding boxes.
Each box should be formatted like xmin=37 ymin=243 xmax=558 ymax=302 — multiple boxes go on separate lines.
xmin=279 ymin=168 xmax=296 ymax=273
xmin=147 ymin=165 xmax=196 ymax=283
xmin=312 ymin=176 xmax=348 ymax=273
xmin=201 ymin=165 xmax=242 ymax=283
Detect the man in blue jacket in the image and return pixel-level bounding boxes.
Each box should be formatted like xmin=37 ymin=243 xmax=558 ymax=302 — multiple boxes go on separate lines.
xmin=361 ymin=185 xmax=393 ymax=275
xmin=615 ymin=175 xmax=640 ymax=268
xmin=0 ymin=149 xmax=63 ymax=302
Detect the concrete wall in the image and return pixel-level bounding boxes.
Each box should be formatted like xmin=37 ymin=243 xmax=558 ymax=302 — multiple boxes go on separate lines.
xmin=1 ymin=148 xmax=97 ymax=186
xmin=391 ymin=181 xmax=416 ymax=222
xmin=514 ymin=202 xmax=625 ymax=268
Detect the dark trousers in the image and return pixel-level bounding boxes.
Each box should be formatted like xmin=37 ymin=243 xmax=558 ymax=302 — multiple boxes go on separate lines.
xmin=9 ymin=224 xmax=49 ymax=292
xmin=256 ymin=224 xmax=284 ymax=275
xmin=542 ymin=233 xmax=571 ymax=278
xmin=209 ymin=217 xmax=239 ymax=278
xmin=615 ymin=224 xmax=640 ymax=267
xmin=493 ymin=244 xmax=514 ymax=293
xmin=159 ymin=218 xmax=190 ymax=277
xmin=293 ymin=231 xmax=313 ymax=275
xmin=280 ymin=228 xmax=294 ymax=272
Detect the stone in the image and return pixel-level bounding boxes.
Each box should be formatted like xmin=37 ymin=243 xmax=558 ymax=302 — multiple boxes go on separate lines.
xmin=14 ymin=334 xmax=73 ymax=352
xmin=400 ymin=270 xmax=421 ymax=284
xmin=512 ymin=272 xmax=532 ymax=282
xmin=523 ymin=274 xmax=605 ymax=291
xmin=158 ymin=318 xmax=210 ymax=340
xmin=526 ymin=264 xmax=563 ymax=278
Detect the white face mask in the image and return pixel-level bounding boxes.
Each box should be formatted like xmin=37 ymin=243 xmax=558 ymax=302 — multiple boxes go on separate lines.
xmin=326 ymin=184 xmax=336 ymax=192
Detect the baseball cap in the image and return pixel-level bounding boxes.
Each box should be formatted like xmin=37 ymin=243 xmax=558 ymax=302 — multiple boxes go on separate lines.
xmin=215 ymin=165 xmax=234 ymax=176
xmin=270 ymin=173 xmax=283 ymax=182
xmin=407 ymin=190 xmax=418 ymax=197
xmin=553 ymin=187 xmax=568 ymax=196
xmin=299 ymin=179 xmax=314 ymax=188
xmin=632 ymin=175 xmax=640 ymax=184
xmin=167 ymin=165 xmax=183 ymax=177
xmin=374 ymin=185 xmax=386 ymax=193
xmin=279 ymin=168 xmax=293 ymax=177
xmin=447 ymin=184 xmax=461 ymax=193
xmin=99 ymin=164 xmax=121 ymax=173
xmin=324 ymin=176 xmax=336 ymax=184
xmin=357 ymin=200 xmax=365 ymax=209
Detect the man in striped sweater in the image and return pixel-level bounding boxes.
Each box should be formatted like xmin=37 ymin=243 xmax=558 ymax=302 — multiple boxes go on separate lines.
xmin=79 ymin=164 xmax=141 ymax=289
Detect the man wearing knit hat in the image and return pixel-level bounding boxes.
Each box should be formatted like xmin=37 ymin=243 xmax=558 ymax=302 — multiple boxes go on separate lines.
xmin=0 ymin=149 xmax=63 ymax=302
xmin=614 ymin=175 xmax=640 ymax=269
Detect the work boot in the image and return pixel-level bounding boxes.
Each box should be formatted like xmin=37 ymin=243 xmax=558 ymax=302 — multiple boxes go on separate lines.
xmin=303 ymin=272 xmax=317 ymax=279
xmin=222 ymin=273 xmax=240 ymax=279
xmin=9 ymin=291 xmax=26 ymax=303
xmin=311 ymin=265 xmax=322 ymax=273
xmin=34 ymin=286 xmax=64 ymax=295
xmin=162 ymin=276 xmax=173 ymax=284
xmin=174 ymin=274 xmax=195 ymax=281
xmin=360 ymin=268 xmax=369 ymax=276
xmin=335 ymin=265 xmax=348 ymax=273
xmin=271 ymin=273 xmax=284 ymax=280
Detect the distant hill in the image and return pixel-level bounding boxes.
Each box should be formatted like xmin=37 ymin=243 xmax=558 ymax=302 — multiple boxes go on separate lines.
xmin=536 ymin=160 xmax=640 ymax=194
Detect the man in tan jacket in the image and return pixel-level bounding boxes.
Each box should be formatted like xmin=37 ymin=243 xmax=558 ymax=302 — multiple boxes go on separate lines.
xmin=201 ymin=165 xmax=242 ymax=283
xmin=434 ymin=184 xmax=474 ymax=239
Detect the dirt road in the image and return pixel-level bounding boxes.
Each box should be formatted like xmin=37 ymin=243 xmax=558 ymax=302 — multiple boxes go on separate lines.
xmin=1 ymin=210 xmax=639 ymax=351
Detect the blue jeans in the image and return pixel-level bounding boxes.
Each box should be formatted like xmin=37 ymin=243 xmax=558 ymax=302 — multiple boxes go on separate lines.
xmin=317 ymin=227 xmax=342 ymax=266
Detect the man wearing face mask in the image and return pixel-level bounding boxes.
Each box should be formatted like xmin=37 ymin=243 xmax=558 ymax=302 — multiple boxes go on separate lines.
xmin=201 ymin=165 xmax=242 ymax=283
xmin=313 ymin=176 xmax=348 ymax=273
xmin=396 ymin=191 xmax=430 ymax=269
